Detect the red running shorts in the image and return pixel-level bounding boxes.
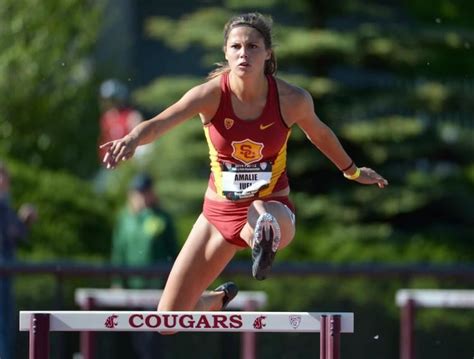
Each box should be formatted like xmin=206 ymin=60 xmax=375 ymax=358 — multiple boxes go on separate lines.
xmin=202 ymin=196 xmax=295 ymax=247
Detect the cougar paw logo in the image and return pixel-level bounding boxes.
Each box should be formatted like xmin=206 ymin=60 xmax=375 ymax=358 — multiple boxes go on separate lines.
xmin=104 ymin=314 xmax=119 ymax=328
xmin=253 ymin=315 xmax=266 ymax=330
xmin=289 ymin=315 xmax=301 ymax=329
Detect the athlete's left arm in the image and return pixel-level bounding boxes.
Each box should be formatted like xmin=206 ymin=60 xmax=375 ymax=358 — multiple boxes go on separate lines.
xmin=291 ymin=88 xmax=388 ymax=188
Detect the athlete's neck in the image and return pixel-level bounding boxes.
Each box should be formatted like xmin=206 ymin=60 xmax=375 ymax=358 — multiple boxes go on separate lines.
xmin=228 ymin=71 xmax=268 ymax=102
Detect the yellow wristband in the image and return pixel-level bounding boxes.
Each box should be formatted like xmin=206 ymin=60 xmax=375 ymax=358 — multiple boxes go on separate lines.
xmin=344 ymin=167 xmax=361 ymax=180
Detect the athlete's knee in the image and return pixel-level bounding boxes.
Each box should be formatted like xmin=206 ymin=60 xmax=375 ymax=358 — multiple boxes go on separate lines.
xmin=264 ymin=203 xmax=295 ymax=248
xmin=247 ymin=200 xmax=295 ymax=249
xmin=253 ymin=201 xmax=293 ymax=227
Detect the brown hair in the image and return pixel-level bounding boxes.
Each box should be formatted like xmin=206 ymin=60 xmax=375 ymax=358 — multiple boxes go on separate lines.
xmin=207 ymin=13 xmax=277 ymax=79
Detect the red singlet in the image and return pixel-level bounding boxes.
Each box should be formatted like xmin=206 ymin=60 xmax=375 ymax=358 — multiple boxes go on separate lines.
xmin=202 ymin=72 xmax=294 ymax=247
xmin=203 ymin=72 xmax=291 ymax=201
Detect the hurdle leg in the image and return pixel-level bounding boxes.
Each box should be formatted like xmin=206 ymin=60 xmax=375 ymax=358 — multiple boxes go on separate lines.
xmin=320 ymin=315 xmax=341 ymax=359
xmin=320 ymin=315 xmax=327 ymax=358
xmin=400 ymin=298 xmax=416 ymax=359
xmin=80 ymin=296 xmax=96 ymax=359
xmin=327 ymin=315 xmax=341 ymax=359
xmin=241 ymin=300 xmax=258 ymax=359
xmin=29 ymin=313 xmax=50 ymax=359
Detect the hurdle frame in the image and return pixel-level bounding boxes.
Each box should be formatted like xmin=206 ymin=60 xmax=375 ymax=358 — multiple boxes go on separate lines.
xmin=74 ymin=288 xmax=268 ymax=359
xmin=20 ymin=311 xmax=354 ymax=359
xmin=396 ymin=289 xmax=474 ymax=359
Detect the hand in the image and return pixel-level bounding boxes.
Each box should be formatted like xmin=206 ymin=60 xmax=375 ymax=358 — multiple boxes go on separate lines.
xmin=354 ymin=167 xmax=389 ymax=188
xmin=100 ymin=135 xmax=138 ymax=169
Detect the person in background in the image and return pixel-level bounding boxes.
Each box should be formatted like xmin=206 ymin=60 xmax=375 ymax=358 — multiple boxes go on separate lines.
xmin=111 ymin=172 xmax=178 ymax=289
xmin=98 ymin=79 xmax=143 ymax=164
xmin=94 ymin=79 xmax=144 ymax=193
xmin=111 ymin=172 xmax=177 ymax=358
xmin=0 ymin=162 xmax=37 ymax=359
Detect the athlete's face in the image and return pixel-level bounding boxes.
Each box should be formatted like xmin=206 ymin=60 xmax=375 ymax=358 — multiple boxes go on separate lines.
xmin=224 ymin=26 xmax=271 ymax=76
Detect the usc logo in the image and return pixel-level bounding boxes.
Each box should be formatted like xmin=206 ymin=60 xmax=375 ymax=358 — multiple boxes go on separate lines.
xmin=231 ymin=139 xmax=264 ymax=164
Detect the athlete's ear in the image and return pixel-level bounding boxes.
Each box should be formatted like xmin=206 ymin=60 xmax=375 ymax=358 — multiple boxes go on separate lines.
xmin=265 ymin=49 xmax=272 ymax=61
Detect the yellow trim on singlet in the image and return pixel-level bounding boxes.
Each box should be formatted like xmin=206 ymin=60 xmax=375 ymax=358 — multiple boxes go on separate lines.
xmin=259 ymin=130 xmax=291 ymax=197
xmin=203 ymin=127 xmax=225 ymax=197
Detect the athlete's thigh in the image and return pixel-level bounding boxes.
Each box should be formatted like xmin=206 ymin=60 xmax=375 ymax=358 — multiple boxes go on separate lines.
xmin=240 ymin=200 xmax=295 ymax=249
xmin=158 ymin=213 xmax=239 ymax=311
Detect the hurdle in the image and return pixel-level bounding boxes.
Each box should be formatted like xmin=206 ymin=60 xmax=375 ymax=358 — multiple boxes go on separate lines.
xmin=74 ymin=288 xmax=268 ymax=359
xmin=396 ymin=289 xmax=474 ymax=359
xmin=20 ymin=310 xmax=354 ymax=359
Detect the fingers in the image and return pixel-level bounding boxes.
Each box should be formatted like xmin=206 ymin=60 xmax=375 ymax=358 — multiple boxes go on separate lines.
xmin=99 ymin=142 xmax=113 ymax=149
xmin=373 ymin=171 xmax=388 ymax=188
xmin=113 ymin=146 xmax=128 ymax=166
xmin=102 ymin=151 xmax=111 ymax=166
xmin=378 ymin=178 xmax=389 ymax=188
xmin=359 ymin=167 xmax=389 ymax=188
xmin=371 ymin=172 xmax=388 ymax=188
xmin=100 ymin=141 xmax=113 ymax=165
xmin=101 ymin=143 xmax=117 ymax=168
xmin=377 ymin=179 xmax=388 ymax=188
xmin=100 ymin=140 xmax=133 ymax=169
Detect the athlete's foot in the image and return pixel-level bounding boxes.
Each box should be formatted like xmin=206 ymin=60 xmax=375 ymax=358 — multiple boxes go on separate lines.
xmin=252 ymin=212 xmax=281 ymax=280
xmin=214 ymin=282 xmax=239 ymax=310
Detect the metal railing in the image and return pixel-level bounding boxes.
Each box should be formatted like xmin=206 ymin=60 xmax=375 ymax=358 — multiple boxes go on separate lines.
xmin=2 ymin=260 xmax=474 ymax=280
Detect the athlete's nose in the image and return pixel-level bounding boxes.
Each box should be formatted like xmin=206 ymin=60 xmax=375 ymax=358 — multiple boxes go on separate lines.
xmin=239 ymin=47 xmax=248 ymax=58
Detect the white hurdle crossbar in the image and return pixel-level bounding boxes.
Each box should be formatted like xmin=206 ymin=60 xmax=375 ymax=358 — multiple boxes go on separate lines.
xmin=20 ymin=310 xmax=354 ymax=359
xmin=74 ymin=288 xmax=268 ymax=359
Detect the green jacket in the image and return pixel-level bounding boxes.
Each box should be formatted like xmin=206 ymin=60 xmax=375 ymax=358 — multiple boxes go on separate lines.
xmin=111 ymin=206 xmax=177 ymax=289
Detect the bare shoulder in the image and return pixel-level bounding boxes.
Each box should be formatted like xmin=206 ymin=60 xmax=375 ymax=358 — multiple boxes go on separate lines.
xmin=193 ymin=77 xmax=220 ymax=97
xmin=185 ymin=76 xmax=221 ymax=123
xmin=275 ymin=77 xmax=314 ymax=126
xmin=187 ymin=76 xmax=221 ymax=101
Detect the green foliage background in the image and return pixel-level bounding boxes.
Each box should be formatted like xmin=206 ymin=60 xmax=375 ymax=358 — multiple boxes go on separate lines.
xmin=2 ymin=0 xmax=473 ymax=358
xmin=137 ymin=2 xmax=474 ymax=265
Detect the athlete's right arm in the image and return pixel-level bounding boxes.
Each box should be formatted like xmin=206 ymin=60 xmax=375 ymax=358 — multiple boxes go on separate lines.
xmin=101 ymin=81 xmax=219 ymax=168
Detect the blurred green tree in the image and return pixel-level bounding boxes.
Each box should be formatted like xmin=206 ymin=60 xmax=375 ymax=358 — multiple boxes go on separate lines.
xmin=0 ymin=1 xmax=119 ymax=266
xmin=129 ymin=3 xmax=474 ymax=356
xmin=0 ymin=0 xmax=105 ymax=177
xmin=136 ymin=0 xmax=474 ymax=264
xmin=8 ymin=158 xmax=113 ymax=260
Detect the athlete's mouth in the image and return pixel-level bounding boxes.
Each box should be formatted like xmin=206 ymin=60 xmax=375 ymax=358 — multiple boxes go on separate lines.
xmin=238 ymin=62 xmax=250 ymax=67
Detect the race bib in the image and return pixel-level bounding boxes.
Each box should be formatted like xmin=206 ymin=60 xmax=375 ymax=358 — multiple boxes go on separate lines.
xmin=221 ymin=162 xmax=272 ymax=200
